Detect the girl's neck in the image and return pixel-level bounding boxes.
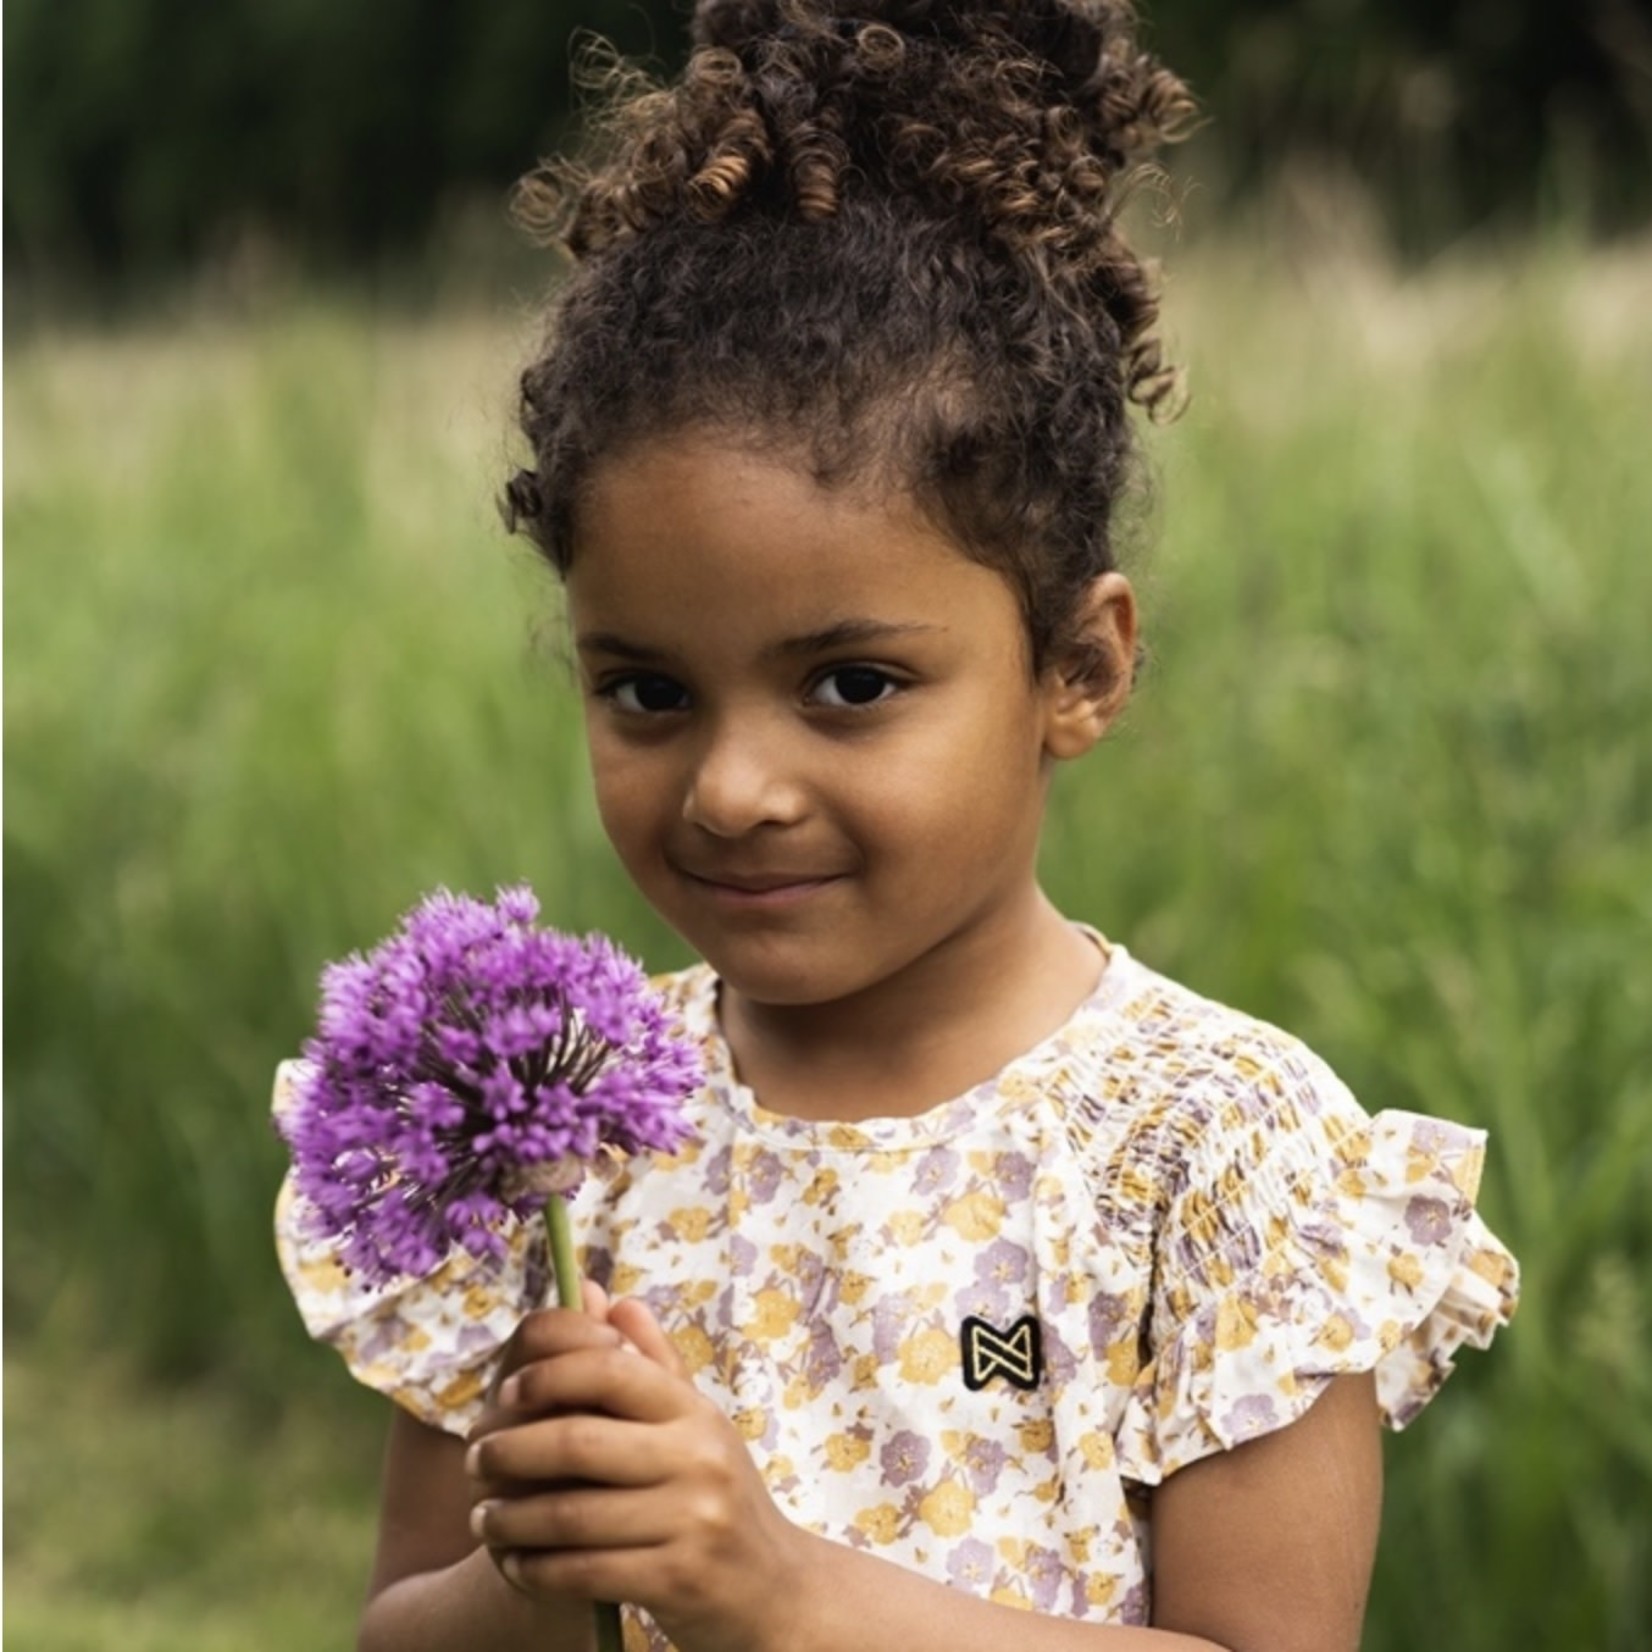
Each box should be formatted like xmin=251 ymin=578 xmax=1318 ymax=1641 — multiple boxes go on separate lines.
xmin=715 ymin=888 xmax=1108 ymax=1124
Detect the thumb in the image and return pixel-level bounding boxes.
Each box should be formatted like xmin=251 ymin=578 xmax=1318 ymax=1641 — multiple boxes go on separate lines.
xmin=580 ymin=1277 xmax=612 ymax=1321
xmin=608 ymin=1296 xmax=688 ymax=1378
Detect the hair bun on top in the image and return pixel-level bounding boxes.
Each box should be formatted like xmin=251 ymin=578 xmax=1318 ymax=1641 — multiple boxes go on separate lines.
xmin=523 ymin=0 xmax=1194 ymax=315
xmin=688 ymin=0 xmax=1196 ymax=185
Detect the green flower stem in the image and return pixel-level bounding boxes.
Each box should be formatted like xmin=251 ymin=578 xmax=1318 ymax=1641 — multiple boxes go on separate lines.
xmin=543 ymin=1192 xmax=586 ymax=1311
xmin=542 ymin=1192 xmax=625 ymax=1652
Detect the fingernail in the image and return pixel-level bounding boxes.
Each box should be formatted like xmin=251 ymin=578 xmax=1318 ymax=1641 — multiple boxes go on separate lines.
xmin=465 ymin=1442 xmax=484 ymax=1478
xmin=499 ymin=1375 xmax=521 ymax=1406
xmin=470 ymin=1501 xmax=492 ymax=1540
xmin=502 ymin=1551 xmax=523 ymax=1588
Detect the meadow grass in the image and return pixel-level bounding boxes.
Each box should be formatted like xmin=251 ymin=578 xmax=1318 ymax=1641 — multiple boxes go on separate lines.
xmin=6 ymin=235 xmax=1651 ymax=1649
xmin=4 ymin=1351 xmax=384 ymax=1650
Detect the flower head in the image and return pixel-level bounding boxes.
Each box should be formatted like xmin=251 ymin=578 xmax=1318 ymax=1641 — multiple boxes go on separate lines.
xmin=277 ymin=884 xmax=701 ymax=1285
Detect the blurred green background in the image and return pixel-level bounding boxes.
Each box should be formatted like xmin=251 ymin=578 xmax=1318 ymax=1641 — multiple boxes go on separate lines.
xmin=5 ymin=3 xmax=1651 ymax=1649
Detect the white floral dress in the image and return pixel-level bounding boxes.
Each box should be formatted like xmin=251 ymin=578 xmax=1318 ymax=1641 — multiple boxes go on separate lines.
xmin=273 ymin=934 xmax=1519 ymax=1644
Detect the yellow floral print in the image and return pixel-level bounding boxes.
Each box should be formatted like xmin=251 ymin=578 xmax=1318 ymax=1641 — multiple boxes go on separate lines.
xmin=273 ymin=934 xmax=1518 ymax=1649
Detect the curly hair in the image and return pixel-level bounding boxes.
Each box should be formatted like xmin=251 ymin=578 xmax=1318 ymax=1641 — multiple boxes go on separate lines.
xmin=503 ymin=0 xmax=1197 ymax=676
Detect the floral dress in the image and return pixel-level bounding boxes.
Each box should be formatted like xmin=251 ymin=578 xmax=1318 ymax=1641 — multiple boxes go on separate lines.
xmin=273 ymin=933 xmax=1519 ymax=1646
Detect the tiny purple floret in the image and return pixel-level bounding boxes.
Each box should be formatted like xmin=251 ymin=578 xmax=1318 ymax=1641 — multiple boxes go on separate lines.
xmin=276 ymin=885 xmax=701 ymax=1286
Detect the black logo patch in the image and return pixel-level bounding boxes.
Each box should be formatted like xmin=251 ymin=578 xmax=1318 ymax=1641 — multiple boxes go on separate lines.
xmin=960 ymin=1314 xmax=1043 ymax=1391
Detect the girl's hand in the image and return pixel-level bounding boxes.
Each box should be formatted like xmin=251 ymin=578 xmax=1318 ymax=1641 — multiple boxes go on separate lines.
xmin=466 ymin=1279 xmax=628 ymax=1448
xmin=467 ymin=1296 xmax=805 ymax=1652
xmin=463 ymin=1281 xmax=639 ymax=1624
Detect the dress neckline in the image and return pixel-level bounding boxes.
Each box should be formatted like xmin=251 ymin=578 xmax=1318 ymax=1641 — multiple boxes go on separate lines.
xmin=677 ymin=925 xmax=1141 ymax=1151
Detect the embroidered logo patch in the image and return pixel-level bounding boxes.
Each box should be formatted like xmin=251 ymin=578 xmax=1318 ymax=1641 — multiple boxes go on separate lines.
xmin=960 ymin=1314 xmax=1043 ymax=1391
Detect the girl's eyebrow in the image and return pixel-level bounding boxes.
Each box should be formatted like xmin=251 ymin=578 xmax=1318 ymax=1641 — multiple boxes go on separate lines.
xmin=766 ymin=619 xmax=942 ymax=659
xmin=575 ymin=631 xmax=666 ymax=662
xmin=576 ymin=619 xmax=941 ymax=663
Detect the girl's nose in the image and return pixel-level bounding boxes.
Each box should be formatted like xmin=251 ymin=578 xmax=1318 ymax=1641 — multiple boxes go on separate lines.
xmin=681 ymin=719 xmax=807 ymax=838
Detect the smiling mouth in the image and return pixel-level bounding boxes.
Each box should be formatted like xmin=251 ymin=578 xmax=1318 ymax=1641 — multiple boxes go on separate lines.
xmin=677 ymin=868 xmax=846 ymax=903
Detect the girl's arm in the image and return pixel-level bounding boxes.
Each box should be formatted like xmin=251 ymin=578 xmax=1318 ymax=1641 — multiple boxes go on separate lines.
xmin=357 ymin=1295 xmax=639 ymax=1652
xmin=775 ymin=1371 xmax=1383 ymax=1652
xmin=356 ymin=1410 xmax=593 ymax=1652
xmin=1148 ymin=1370 xmax=1382 ymax=1650
xmin=473 ymin=1307 xmax=1383 ymax=1652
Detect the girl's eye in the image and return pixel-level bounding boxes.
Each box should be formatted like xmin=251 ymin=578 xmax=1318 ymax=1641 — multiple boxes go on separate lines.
xmin=603 ymin=673 xmax=690 ymax=714
xmin=811 ymin=666 xmax=900 ymax=709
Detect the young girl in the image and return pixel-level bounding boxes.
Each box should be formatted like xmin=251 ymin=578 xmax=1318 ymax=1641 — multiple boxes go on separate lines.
xmin=274 ymin=4 xmax=1518 ymax=1649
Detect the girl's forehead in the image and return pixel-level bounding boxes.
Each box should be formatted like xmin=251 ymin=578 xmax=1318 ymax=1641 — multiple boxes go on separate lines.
xmin=568 ymin=435 xmax=1011 ymax=638
xmin=579 ymin=433 xmax=909 ymax=557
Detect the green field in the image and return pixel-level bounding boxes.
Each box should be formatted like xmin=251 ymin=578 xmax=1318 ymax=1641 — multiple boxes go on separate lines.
xmin=7 ymin=236 xmax=1651 ymax=1649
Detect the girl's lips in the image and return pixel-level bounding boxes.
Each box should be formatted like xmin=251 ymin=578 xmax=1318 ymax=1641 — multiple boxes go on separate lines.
xmin=679 ymin=870 xmax=846 ymax=907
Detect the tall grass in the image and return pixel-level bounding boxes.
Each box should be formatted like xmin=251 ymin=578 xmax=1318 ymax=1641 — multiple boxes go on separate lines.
xmin=6 ymin=238 xmax=1650 ymax=1649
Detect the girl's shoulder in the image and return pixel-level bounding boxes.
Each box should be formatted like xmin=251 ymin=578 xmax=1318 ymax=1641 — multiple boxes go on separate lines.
xmin=1080 ymin=942 xmax=1336 ymax=1088
xmin=1059 ymin=946 xmax=1521 ymax=1484
xmin=1063 ymin=945 xmax=1518 ymax=1479
xmin=1039 ymin=941 xmax=1369 ymax=1180
xmin=1047 ymin=942 xmax=1514 ymax=1325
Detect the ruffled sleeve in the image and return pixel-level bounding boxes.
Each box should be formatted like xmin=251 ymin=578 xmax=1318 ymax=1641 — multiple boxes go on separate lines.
xmin=271 ymin=1058 xmax=550 ymax=1437
xmin=1114 ymin=1040 xmax=1519 ymax=1485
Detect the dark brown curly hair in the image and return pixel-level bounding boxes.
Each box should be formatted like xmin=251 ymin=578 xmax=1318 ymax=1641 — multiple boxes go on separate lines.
xmin=503 ymin=0 xmax=1196 ymax=677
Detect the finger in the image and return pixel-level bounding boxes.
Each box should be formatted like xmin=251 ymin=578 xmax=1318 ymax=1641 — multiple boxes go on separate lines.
xmin=473 ymin=1484 xmax=677 ymax=1552
xmin=467 ymin=1410 xmax=670 ymax=1493
xmin=496 ymin=1345 xmax=685 ymax=1427
xmin=581 ymin=1278 xmax=612 ymax=1320
xmin=607 ymin=1297 xmax=687 ymax=1379
xmin=512 ymin=1305 xmax=629 ymax=1364
xmin=502 ymin=1542 xmax=661 ymax=1607
xmin=469 ymin=1312 xmax=629 ymax=1443
xmin=489 ymin=1309 xmax=626 ymax=1396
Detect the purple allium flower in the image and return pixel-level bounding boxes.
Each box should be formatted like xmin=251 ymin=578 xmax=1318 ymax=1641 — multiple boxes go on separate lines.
xmin=276 ymin=884 xmax=701 ymax=1286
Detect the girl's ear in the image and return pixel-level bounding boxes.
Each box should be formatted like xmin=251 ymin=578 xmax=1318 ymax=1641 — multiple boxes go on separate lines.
xmin=1041 ymin=572 xmax=1138 ymax=761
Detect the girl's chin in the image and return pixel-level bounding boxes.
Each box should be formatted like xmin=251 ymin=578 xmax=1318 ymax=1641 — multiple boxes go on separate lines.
xmin=691 ymin=938 xmax=879 ymax=1010
xmin=708 ymin=961 xmax=851 ymax=1009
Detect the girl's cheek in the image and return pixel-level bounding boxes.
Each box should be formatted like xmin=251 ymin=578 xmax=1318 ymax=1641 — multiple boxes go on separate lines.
xmin=585 ymin=727 xmax=646 ymax=792
xmin=591 ymin=755 xmax=676 ymax=845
